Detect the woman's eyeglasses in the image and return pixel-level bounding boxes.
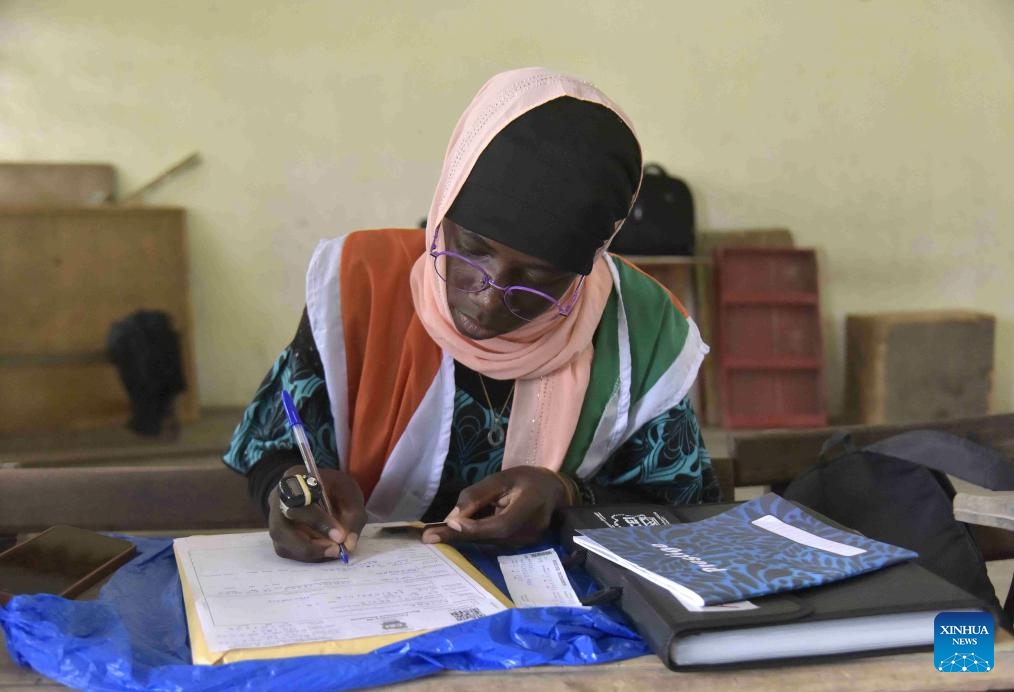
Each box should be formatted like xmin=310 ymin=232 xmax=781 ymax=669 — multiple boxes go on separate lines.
xmin=429 ymin=227 xmax=583 ymax=322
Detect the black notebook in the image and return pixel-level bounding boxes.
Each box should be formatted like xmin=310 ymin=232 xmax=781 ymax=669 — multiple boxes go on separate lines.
xmin=557 ymin=502 xmax=989 ymax=669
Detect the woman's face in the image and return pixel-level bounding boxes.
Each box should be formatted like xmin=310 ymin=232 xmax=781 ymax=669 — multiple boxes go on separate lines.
xmin=441 ymin=218 xmax=579 ymax=340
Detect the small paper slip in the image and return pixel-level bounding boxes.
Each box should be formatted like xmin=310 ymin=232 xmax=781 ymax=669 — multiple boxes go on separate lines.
xmin=497 ymin=549 xmax=583 ymax=608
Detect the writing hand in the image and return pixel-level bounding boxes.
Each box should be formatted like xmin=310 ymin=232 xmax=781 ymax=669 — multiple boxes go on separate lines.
xmin=421 ymin=466 xmax=574 ymax=547
xmin=268 ymin=466 xmax=367 ymax=562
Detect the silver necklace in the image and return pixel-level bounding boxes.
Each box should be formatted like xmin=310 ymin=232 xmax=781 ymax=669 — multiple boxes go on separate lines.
xmin=478 ymin=375 xmax=515 ymax=446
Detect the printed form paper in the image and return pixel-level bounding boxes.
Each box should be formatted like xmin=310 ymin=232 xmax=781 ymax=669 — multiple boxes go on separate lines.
xmin=175 ymin=529 xmax=507 ymax=653
xmin=497 ymin=549 xmax=583 ymax=607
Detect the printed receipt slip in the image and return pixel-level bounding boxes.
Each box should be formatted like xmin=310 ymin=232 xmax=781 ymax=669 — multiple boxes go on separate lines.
xmin=573 ymin=493 xmax=918 ymax=609
xmin=173 ymin=525 xmax=511 ymax=664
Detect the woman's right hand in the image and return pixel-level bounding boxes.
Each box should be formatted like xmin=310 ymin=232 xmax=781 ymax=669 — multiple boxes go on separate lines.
xmin=267 ymin=465 xmax=367 ymax=562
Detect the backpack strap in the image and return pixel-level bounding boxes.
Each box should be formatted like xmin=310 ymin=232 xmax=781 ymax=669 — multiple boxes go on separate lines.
xmin=865 ymin=430 xmax=1014 ymax=491
xmin=819 ymin=430 xmax=858 ymax=459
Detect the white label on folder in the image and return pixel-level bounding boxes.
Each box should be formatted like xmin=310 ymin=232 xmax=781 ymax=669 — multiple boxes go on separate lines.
xmin=752 ymin=515 xmax=867 ymax=556
xmin=498 ymin=549 xmax=584 ymax=608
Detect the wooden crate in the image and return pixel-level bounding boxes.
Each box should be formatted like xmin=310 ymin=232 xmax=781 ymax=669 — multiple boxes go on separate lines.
xmin=844 ymin=310 xmax=995 ymax=424
xmin=693 ymin=229 xmax=795 ymax=425
xmin=0 ymin=207 xmax=199 ymax=433
xmin=714 ymin=247 xmax=827 ymax=429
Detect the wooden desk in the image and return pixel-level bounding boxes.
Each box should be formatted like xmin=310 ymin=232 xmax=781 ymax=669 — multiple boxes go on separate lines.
xmin=3 ymin=628 xmax=1013 ymax=691
xmin=3 ymin=441 xmax=1012 ymax=691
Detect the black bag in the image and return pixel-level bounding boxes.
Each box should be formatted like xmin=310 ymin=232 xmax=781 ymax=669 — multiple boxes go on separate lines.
xmin=610 ymin=163 xmax=694 ymax=256
xmin=782 ymin=430 xmax=1014 ymax=628
xmin=107 ymin=310 xmax=186 ymax=436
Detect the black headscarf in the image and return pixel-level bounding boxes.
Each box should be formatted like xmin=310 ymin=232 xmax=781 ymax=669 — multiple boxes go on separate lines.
xmin=446 ymin=96 xmax=641 ymax=275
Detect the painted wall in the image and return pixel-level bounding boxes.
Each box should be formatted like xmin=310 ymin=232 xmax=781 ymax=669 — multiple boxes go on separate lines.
xmin=2 ymin=0 xmax=1012 ymax=416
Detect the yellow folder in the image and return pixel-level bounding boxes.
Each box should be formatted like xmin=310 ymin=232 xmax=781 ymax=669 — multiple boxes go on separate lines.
xmin=174 ymin=533 xmax=513 ymax=665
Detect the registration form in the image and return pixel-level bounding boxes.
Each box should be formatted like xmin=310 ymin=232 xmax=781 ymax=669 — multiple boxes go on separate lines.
xmin=174 ymin=527 xmax=508 ymax=655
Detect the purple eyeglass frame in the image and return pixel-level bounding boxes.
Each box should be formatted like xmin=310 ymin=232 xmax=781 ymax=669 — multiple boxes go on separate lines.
xmin=429 ymin=226 xmax=584 ymax=321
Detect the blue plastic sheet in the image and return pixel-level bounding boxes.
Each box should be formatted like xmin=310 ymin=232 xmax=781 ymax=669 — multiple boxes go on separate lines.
xmin=1 ymin=536 xmax=648 ymax=691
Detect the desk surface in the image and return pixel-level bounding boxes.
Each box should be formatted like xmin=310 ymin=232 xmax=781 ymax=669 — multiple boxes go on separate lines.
xmin=3 ymin=629 xmax=1013 ymax=691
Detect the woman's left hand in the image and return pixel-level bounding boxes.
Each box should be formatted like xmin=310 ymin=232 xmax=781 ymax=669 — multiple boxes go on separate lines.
xmin=421 ymin=466 xmax=573 ymax=546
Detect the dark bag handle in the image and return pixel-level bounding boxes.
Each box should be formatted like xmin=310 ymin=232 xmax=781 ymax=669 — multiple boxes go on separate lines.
xmin=859 ymin=430 xmax=1014 ymax=491
xmin=819 ymin=430 xmax=858 ymax=460
xmin=581 ymin=586 xmax=623 ymax=607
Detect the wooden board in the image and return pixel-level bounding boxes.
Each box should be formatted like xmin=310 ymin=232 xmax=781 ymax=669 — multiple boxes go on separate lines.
xmin=0 ymin=462 xmax=261 ymax=536
xmin=0 ymin=163 xmax=115 ymax=205
xmin=954 ymin=490 xmax=1014 ymax=532
xmin=0 ymin=207 xmax=198 ymax=433
xmin=0 ymin=407 xmax=242 ymax=468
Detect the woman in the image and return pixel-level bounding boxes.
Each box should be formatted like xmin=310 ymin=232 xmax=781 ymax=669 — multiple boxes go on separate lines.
xmin=224 ymin=67 xmax=719 ymax=562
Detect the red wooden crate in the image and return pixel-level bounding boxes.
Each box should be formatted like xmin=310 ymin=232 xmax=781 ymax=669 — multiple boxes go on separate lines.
xmin=723 ymin=369 xmax=828 ymax=428
xmin=718 ymin=249 xmax=818 ymax=295
xmin=721 ymin=304 xmax=822 ymax=362
xmin=714 ymin=247 xmax=827 ymax=429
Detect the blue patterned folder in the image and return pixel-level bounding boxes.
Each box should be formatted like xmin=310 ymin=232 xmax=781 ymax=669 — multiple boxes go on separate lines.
xmin=573 ymin=493 xmax=918 ymax=609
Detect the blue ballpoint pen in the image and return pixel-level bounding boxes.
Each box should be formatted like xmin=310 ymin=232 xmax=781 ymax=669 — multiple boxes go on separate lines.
xmin=281 ymin=390 xmax=349 ymax=564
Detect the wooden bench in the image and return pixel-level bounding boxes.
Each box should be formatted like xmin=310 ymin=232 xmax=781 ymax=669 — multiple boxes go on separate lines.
xmin=0 ymin=461 xmax=263 ymax=547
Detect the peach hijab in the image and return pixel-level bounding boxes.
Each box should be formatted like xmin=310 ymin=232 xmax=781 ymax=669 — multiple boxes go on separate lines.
xmin=409 ymin=68 xmax=642 ymax=471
